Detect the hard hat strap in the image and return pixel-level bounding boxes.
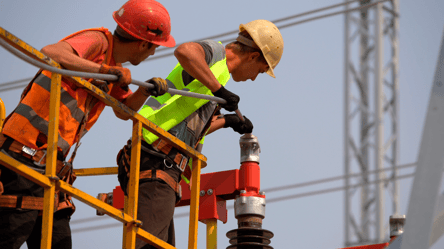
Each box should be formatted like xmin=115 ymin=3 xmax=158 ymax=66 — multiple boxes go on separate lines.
xmin=115 ymin=25 xmax=141 ymax=41
xmin=236 ymin=35 xmax=259 ymax=50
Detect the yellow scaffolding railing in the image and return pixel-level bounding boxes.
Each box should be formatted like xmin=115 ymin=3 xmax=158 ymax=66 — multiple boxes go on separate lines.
xmin=0 ymin=27 xmax=205 ymax=249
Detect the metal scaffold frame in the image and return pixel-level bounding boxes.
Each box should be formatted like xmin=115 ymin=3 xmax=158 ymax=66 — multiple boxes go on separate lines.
xmin=344 ymin=0 xmax=400 ymax=246
xmin=0 ymin=27 xmax=205 ymax=249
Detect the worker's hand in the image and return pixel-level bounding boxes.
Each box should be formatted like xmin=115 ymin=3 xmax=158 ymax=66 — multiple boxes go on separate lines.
xmin=99 ymin=64 xmax=132 ymax=86
xmin=142 ymin=77 xmax=169 ymax=97
xmin=223 ymin=114 xmax=253 ymax=134
xmin=212 ymin=86 xmax=240 ymax=112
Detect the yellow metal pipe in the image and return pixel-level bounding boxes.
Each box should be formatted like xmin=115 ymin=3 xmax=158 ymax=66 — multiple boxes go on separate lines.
xmin=136 ymin=227 xmax=177 ymax=249
xmin=122 ymin=195 xmax=129 ymax=249
xmin=0 ymin=26 xmax=60 ymax=68
xmin=40 ymin=72 xmax=62 ymax=249
xmin=0 ymin=98 xmax=5 ymax=132
xmin=58 ymin=181 xmax=135 ymax=224
xmin=73 ymin=167 xmax=118 ymax=176
xmin=125 ymin=121 xmax=142 ymax=249
xmin=206 ymin=219 xmax=218 ymax=249
xmin=0 ymin=26 xmax=207 ymax=168
xmin=0 ymin=151 xmax=51 ymax=188
xmin=188 ymin=159 xmax=202 ymax=249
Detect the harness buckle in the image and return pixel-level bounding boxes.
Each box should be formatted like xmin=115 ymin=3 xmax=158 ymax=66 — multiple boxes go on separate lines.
xmin=57 ymin=161 xmax=72 ymax=179
xmin=34 ymin=150 xmax=47 ymax=167
xmin=177 ymin=155 xmax=187 ymax=172
xmin=153 ymin=139 xmax=162 ymax=151
xmin=22 ymin=146 xmax=37 ymax=157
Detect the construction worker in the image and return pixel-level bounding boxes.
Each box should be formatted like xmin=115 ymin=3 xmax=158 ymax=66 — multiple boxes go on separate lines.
xmin=117 ymin=19 xmax=284 ymax=248
xmin=0 ymin=0 xmax=174 ymax=248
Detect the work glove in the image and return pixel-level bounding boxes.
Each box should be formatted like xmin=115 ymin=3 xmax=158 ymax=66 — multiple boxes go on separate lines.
xmin=223 ymin=114 xmax=253 ymax=134
xmin=212 ymin=86 xmax=240 ymax=112
xmin=142 ymin=77 xmax=169 ymax=97
xmin=99 ymin=64 xmax=132 ymax=86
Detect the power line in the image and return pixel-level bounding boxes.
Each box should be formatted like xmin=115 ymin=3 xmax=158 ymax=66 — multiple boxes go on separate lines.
xmin=71 ymin=171 xmax=414 ymax=233
xmin=0 ymin=83 xmax=28 ymax=92
xmin=123 ymin=0 xmax=364 ymax=58
xmin=70 ymin=162 xmax=415 ymax=231
xmin=70 ymin=162 xmax=415 ymax=226
xmin=0 ymin=0 xmax=389 ymax=92
xmin=265 ymin=162 xmax=416 ymax=193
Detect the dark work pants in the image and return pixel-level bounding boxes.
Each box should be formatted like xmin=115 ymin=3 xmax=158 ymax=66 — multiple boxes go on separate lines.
xmin=118 ymin=143 xmax=180 ymax=249
xmin=135 ymin=180 xmax=177 ymax=249
xmin=0 ymin=151 xmax=72 ymax=249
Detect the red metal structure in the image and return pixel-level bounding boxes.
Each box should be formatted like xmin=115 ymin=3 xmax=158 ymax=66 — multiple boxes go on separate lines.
xmin=104 ymin=133 xmax=405 ymax=249
xmin=339 ymin=243 xmax=389 ymax=249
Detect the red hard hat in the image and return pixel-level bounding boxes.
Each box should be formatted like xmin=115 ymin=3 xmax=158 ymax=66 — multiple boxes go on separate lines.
xmin=113 ymin=0 xmax=175 ymax=47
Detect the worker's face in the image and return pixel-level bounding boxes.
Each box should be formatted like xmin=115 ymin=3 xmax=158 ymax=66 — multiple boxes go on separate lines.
xmin=231 ymin=52 xmax=269 ymax=82
xmin=130 ymin=42 xmax=159 ymax=65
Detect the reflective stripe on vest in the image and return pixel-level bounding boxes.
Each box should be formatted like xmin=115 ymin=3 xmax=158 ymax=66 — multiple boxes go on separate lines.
xmin=1 ymin=28 xmax=114 ymax=155
xmin=139 ymin=56 xmax=230 ymax=144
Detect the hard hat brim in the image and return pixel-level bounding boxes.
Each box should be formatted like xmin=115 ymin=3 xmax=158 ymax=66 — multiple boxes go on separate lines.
xmin=151 ymin=35 xmax=176 ymax=48
xmin=266 ymin=68 xmax=276 ymax=78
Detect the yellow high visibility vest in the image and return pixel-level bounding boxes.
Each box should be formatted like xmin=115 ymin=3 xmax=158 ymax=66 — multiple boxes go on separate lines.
xmin=139 ymin=57 xmax=230 ymax=144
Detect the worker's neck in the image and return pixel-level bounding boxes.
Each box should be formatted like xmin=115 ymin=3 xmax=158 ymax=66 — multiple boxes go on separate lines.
xmin=112 ymin=36 xmax=134 ymax=64
xmin=225 ymin=48 xmax=236 ymax=74
xmin=225 ymin=48 xmax=246 ymax=74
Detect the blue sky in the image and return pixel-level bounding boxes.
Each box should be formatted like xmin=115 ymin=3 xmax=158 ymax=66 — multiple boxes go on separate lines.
xmin=1 ymin=0 xmax=444 ymax=248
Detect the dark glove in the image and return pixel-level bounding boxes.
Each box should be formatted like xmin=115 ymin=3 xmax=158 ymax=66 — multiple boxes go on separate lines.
xmin=212 ymin=86 xmax=240 ymax=112
xmin=99 ymin=64 xmax=131 ymax=86
xmin=143 ymin=77 xmax=169 ymax=97
xmin=224 ymin=114 xmax=253 ymax=134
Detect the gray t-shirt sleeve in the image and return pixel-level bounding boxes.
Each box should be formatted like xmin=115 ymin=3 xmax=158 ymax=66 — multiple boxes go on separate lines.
xmin=195 ymin=40 xmax=226 ymax=67
xmin=182 ymin=40 xmax=226 ymax=85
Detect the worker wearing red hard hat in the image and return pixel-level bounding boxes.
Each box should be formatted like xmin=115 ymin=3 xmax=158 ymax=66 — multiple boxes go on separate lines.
xmin=0 ymin=1 xmax=174 ymax=248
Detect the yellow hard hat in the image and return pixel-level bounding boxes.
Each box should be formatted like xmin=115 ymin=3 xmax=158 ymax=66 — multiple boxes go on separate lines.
xmin=239 ymin=20 xmax=284 ymax=78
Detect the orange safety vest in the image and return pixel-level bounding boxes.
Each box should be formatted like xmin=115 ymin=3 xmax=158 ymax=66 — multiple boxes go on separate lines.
xmin=2 ymin=27 xmax=117 ymax=156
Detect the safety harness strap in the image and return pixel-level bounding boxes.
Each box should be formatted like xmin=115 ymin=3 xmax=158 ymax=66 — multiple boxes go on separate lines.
xmin=0 ymin=134 xmax=70 ymax=179
xmin=150 ymin=139 xmax=188 ymax=172
xmin=138 ymin=169 xmax=182 ymax=198
xmin=0 ymin=195 xmax=44 ymax=210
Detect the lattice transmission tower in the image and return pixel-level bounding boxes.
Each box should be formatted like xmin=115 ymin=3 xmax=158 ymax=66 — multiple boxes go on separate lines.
xmin=344 ymin=0 xmax=400 ymax=246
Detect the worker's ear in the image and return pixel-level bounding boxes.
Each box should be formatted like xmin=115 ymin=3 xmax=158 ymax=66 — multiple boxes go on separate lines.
xmin=249 ymin=51 xmax=261 ymax=61
xmin=138 ymin=41 xmax=150 ymax=51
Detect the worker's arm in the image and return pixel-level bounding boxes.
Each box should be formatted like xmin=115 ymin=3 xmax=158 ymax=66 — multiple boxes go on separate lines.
xmin=174 ymin=42 xmax=221 ymax=92
xmin=207 ymin=115 xmax=225 ymax=135
xmin=41 ymin=31 xmax=131 ymax=87
xmin=41 ymin=41 xmax=101 ymax=73
xmin=207 ymin=114 xmax=253 ymax=135
xmin=174 ymin=42 xmax=240 ymax=112
xmin=113 ymin=87 xmax=150 ymax=120
xmin=113 ymin=77 xmax=169 ymax=120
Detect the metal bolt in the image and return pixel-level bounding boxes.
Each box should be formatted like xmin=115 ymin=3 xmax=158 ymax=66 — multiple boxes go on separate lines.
xmin=259 ymin=191 xmax=265 ymax=196
xmin=207 ymin=189 xmax=213 ymax=195
xmin=200 ymin=190 xmax=205 ymax=196
xmin=240 ymin=190 xmax=247 ymax=194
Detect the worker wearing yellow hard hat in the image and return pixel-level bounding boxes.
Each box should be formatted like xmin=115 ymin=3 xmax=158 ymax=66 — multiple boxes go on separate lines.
xmin=117 ymin=19 xmax=284 ymax=249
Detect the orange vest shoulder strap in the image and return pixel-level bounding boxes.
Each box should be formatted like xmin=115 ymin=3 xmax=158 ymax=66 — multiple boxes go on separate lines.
xmin=59 ymin=27 xmax=114 ymax=66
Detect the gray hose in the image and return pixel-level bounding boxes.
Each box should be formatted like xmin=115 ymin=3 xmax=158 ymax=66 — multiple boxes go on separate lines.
xmin=0 ymin=37 xmax=251 ymax=121
xmin=0 ymin=37 xmax=228 ymax=104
